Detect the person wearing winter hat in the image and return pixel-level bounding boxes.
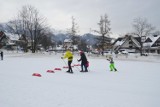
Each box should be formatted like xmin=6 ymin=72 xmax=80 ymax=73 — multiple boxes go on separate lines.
xmin=78 ymin=51 xmax=88 ymax=72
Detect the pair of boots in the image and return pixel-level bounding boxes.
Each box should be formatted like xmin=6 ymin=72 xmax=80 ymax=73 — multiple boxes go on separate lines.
xmin=66 ymin=70 xmax=73 ymax=73
xmin=80 ymin=65 xmax=88 ymax=72
xmin=80 ymin=70 xmax=88 ymax=72
xmin=110 ymin=68 xmax=117 ymax=72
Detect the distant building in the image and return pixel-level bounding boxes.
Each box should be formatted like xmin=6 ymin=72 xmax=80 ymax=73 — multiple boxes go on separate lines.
xmin=63 ymin=39 xmax=73 ymax=49
xmin=113 ymin=34 xmax=160 ymax=54
xmin=0 ymin=31 xmax=8 ymax=48
xmin=112 ymin=35 xmax=141 ymax=53
xmin=143 ymin=35 xmax=160 ymax=54
xmin=0 ymin=31 xmax=19 ymax=49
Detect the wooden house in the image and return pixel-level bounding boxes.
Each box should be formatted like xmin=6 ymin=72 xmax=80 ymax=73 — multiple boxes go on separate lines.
xmin=143 ymin=35 xmax=160 ymax=54
xmin=113 ymin=34 xmax=160 ymax=54
xmin=0 ymin=31 xmax=20 ymax=50
xmin=112 ymin=35 xmax=141 ymax=53
xmin=0 ymin=31 xmax=8 ymax=48
xmin=63 ymin=39 xmax=73 ymax=49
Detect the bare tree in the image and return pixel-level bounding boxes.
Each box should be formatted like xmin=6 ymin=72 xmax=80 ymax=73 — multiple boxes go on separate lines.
xmin=6 ymin=19 xmax=20 ymax=35
xmin=153 ymin=30 xmax=160 ymax=35
xmin=94 ymin=14 xmax=111 ymax=55
xmin=6 ymin=18 xmax=28 ymax=52
xmin=18 ymin=5 xmax=49 ymax=53
xmin=132 ymin=17 xmax=155 ymax=55
xmin=67 ymin=16 xmax=79 ymax=46
xmin=6 ymin=5 xmax=51 ymax=53
xmin=38 ymin=28 xmax=55 ymax=51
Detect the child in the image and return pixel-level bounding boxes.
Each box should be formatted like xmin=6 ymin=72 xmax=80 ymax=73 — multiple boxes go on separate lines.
xmin=107 ymin=56 xmax=117 ymax=72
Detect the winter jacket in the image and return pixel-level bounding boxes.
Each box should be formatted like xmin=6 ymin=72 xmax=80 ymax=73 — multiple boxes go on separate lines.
xmin=78 ymin=53 xmax=88 ymax=64
xmin=109 ymin=57 xmax=114 ymax=64
xmin=0 ymin=52 xmax=3 ymax=57
xmin=63 ymin=50 xmax=73 ymax=61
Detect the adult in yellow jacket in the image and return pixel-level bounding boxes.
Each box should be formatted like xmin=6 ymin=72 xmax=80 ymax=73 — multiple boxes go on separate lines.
xmin=61 ymin=49 xmax=73 ymax=73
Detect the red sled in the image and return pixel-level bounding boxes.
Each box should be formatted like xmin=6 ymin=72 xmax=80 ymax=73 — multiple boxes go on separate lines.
xmin=63 ymin=66 xmax=69 ymax=68
xmin=54 ymin=68 xmax=62 ymax=71
xmin=47 ymin=70 xmax=54 ymax=73
xmin=74 ymin=64 xmax=81 ymax=66
xmin=63 ymin=66 xmax=74 ymax=68
xmin=32 ymin=73 xmax=42 ymax=77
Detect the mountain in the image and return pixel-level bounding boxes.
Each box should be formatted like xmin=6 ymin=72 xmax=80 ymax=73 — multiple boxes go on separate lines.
xmin=81 ymin=33 xmax=98 ymax=45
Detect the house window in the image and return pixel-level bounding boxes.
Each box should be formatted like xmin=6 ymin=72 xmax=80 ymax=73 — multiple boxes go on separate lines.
xmin=141 ymin=36 xmax=146 ymax=43
xmin=156 ymin=38 xmax=160 ymax=46
xmin=129 ymin=39 xmax=132 ymax=48
xmin=129 ymin=41 xmax=132 ymax=44
xmin=129 ymin=46 xmax=133 ymax=48
xmin=156 ymin=43 xmax=160 ymax=46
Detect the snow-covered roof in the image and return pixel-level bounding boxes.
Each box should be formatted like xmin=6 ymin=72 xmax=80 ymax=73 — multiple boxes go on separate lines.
xmin=143 ymin=35 xmax=160 ymax=47
xmin=115 ymin=41 xmax=124 ymax=46
xmin=5 ymin=32 xmax=19 ymax=41
xmin=64 ymin=39 xmax=72 ymax=43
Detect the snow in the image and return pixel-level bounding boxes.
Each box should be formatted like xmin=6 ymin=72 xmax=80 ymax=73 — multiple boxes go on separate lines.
xmin=0 ymin=52 xmax=160 ymax=107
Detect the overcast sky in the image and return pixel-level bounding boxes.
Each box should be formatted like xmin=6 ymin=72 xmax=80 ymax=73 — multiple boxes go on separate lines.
xmin=0 ymin=0 xmax=160 ymax=37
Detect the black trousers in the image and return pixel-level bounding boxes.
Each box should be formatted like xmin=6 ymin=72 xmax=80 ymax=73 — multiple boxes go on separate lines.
xmin=68 ymin=60 xmax=73 ymax=72
xmin=81 ymin=63 xmax=88 ymax=71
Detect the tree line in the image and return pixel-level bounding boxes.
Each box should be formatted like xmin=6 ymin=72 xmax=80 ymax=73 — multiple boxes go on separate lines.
xmin=2 ymin=5 xmax=160 ymax=54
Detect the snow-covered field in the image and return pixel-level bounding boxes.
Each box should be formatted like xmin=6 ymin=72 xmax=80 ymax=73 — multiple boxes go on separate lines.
xmin=0 ymin=52 xmax=160 ymax=107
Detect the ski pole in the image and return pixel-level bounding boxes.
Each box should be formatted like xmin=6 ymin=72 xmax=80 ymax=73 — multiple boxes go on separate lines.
xmin=73 ymin=64 xmax=81 ymax=71
xmin=62 ymin=58 xmax=67 ymax=66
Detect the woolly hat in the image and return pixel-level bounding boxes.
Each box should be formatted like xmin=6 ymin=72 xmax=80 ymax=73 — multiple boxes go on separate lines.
xmin=79 ymin=50 xmax=83 ymax=55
